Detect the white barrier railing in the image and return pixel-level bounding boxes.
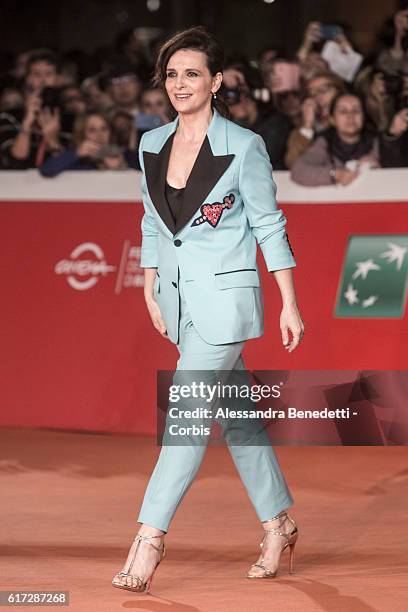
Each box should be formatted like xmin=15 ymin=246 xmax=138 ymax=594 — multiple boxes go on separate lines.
xmin=0 ymin=168 xmax=407 ymax=203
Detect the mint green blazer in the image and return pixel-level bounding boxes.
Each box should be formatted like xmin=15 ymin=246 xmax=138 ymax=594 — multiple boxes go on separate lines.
xmin=138 ymin=107 xmax=296 ymax=345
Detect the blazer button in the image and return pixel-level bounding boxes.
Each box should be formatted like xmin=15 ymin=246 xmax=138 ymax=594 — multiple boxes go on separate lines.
xmin=174 ymin=239 xmax=182 ymax=247
xmin=172 ymin=281 xmax=177 ymax=288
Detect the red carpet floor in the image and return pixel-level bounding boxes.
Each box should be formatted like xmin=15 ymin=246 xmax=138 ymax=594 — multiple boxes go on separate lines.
xmin=0 ymin=428 xmax=407 ymax=611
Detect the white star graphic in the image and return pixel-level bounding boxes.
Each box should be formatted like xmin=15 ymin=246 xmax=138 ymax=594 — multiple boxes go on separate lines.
xmin=344 ymin=283 xmax=359 ymax=305
xmin=352 ymin=259 xmax=381 ymax=280
xmin=379 ymin=242 xmax=407 ymax=271
xmin=362 ymin=295 xmax=378 ymax=308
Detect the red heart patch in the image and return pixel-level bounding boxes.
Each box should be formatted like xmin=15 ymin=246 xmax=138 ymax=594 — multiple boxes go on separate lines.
xmin=201 ymin=203 xmax=224 ymax=227
xmin=191 ymin=193 xmax=235 ymax=228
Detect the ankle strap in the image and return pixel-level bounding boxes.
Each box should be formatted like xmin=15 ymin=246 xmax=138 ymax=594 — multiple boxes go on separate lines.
xmin=264 ymin=510 xmax=287 ymax=524
xmin=134 ymin=533 xmax=165 ymax=553
xmin=262 ymin=511 xmax=296 ymax=539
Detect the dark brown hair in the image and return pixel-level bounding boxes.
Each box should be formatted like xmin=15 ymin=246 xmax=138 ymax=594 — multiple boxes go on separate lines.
xmin=329 ymin=91 xmax=365 ymax=117
xmin=152 ymin=25 xmax=230 ymax=118
xmin=298 ymin=70 xmax=346 ymax=105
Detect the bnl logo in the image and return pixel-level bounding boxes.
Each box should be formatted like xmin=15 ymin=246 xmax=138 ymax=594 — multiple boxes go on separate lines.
xmin=335 ymin=235 xmax=408 ymax=318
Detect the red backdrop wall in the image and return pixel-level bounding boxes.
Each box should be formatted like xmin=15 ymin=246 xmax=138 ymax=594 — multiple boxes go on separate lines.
xmin=1 ymin=198 xmax=407 ymax=434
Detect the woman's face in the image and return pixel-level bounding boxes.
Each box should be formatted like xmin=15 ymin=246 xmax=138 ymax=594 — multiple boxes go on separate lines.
xmin=108 ymin=74 xmax=141 ymax=107
xmin=61 ymin=87 xmax=86 ymax=114
xmin=142 ymin=89 xmax=168 ymax=117
xmin=300 ymin=53 xmax=329 ymax=81
xmin=331 ymin=95 xmax=364 ymax=138
xmin=0 ymin=88 xmax=24 ymax=111
xmin=277 ymin=92 xmax=302 ymax=121
xmin=84 ymin=115 xmax=110 ymax=145
xmin=307 ymin=77 xmax=337 ymax=113
xmin=25 ymin=60 xmax=57 ymax=92
xmin=81 ymin=80 xmax=113 ymax=111
xmin=165 ymin=49 xmax=221 ymax=115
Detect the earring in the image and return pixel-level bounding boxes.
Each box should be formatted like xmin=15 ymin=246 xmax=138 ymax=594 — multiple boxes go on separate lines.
xmin=212 ymin=91 xmax=217 ymax=100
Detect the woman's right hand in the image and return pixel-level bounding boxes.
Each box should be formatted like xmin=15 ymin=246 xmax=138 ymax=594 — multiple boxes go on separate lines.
xmin=389 ymin=108 xmax=408 ymax=137
xmin=145 ymin=296 xmax=168 ymax=339
xmin=77 ymin=140 xmax=101 ymax=158
xmin=334 ymin=168 xmax=359 ymax=186
xmin=301 ymin=97 xmax=317 ymax=129
xmin=303 ymin=21 xmax=322 ymax=48
xmin=22 ymin=91 xmax=41 ymax=130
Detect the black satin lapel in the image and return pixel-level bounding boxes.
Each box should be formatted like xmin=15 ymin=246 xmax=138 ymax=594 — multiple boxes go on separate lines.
xmin=175 ymin=137 xmax=235 ymax=234
xmin=143 ymin=132 xmax=176 ymax=234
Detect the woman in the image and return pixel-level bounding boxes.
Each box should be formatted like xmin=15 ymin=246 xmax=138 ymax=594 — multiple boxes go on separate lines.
xmin=222 ymin=64 xmax=292 ymax=170
xmin=291 ymin=92 xmax=379 ymax=187
xmin=354 ymin=66 xmax=395 ymax=132
xmin=284 ymin=71 xmax=345 ymax=169
xmin=112 ymin=26 xmax=304 ymax=594
xmin=140 ymin=86 xmax=173 ymax=124
xmin=376 ymin=8 xmax=408 ymax=76
xmin=39 ymin=111 xmax=139 ymax=176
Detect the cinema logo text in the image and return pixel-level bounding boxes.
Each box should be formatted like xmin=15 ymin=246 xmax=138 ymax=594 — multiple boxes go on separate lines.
xmin=55 ymin=242 xmax=116 ymax=290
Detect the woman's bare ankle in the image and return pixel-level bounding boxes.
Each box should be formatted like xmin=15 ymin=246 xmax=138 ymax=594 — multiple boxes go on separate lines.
xmin=138 ymin=523 xmax=165 ymax=537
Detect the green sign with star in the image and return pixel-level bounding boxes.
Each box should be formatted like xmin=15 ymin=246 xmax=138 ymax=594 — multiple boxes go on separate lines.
xmin=335 ymin=235 xmax=408 ymax=318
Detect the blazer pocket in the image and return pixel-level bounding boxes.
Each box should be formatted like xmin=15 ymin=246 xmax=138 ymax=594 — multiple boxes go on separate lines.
xmin=214 ymin=268 xmax=260 ymax=289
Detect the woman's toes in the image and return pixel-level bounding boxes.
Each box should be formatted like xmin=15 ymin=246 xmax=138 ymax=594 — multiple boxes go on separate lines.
xmin=132 ymin=576 xmax=140 ymax=589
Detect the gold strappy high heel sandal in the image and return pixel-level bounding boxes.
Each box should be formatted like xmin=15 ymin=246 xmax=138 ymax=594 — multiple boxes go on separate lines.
xmin=112 ymin=533 xmax=166 ymax=594
xmin=247 ymin=510 xmax=298 ymax=579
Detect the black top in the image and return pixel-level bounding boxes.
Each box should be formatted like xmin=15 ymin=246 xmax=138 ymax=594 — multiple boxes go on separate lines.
xmin=165 ymin=180 xmax=185 ymax=224
xmin=143 ymin=128 xmax=233 ymax=235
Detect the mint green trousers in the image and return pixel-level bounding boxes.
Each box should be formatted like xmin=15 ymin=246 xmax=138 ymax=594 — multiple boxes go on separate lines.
xmin=137 ymin=279 xmax=294 ymax=532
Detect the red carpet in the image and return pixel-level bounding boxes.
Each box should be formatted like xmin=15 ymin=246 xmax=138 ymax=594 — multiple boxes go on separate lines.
xmin=1 ymin=428 xmax=407 ymax=611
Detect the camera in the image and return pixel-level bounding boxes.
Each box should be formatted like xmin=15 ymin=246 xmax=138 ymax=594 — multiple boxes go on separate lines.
xmin=41 ymin=87 xmax=60 ymax=109
xmin=220 ymin=86 xmax=242 ymax=106
xmin=320 ymin=24 xmax=343 ymax=40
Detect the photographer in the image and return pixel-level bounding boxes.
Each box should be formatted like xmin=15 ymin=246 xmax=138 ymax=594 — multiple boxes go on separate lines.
xmin=285 ymin=71 xmax=346 ymax=168
xmin=80 ymin=75 xmax=114 ymax=113
xmin=39 ymin=111 xmax=139 ymax=177
xmin=222 ymin=66 xmax=291 ymax=170
xmin=0 ymin=49 xmax=67 ymax=169
xmin=103 ymin=63 xmax=142 ymax=119
xmin=264 ymin=59 xmax=303 ymax=129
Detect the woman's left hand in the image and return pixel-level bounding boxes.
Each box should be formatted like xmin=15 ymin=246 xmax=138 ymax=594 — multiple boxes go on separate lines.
xmin=280 ymin=303 xmax=305 ymax=352
xmin=357 ymin=154 xmax=379 ymax=169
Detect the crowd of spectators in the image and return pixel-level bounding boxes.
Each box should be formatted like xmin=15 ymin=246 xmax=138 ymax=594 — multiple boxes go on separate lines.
xmin=0 ymin=9 xmax=407 ymax=186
